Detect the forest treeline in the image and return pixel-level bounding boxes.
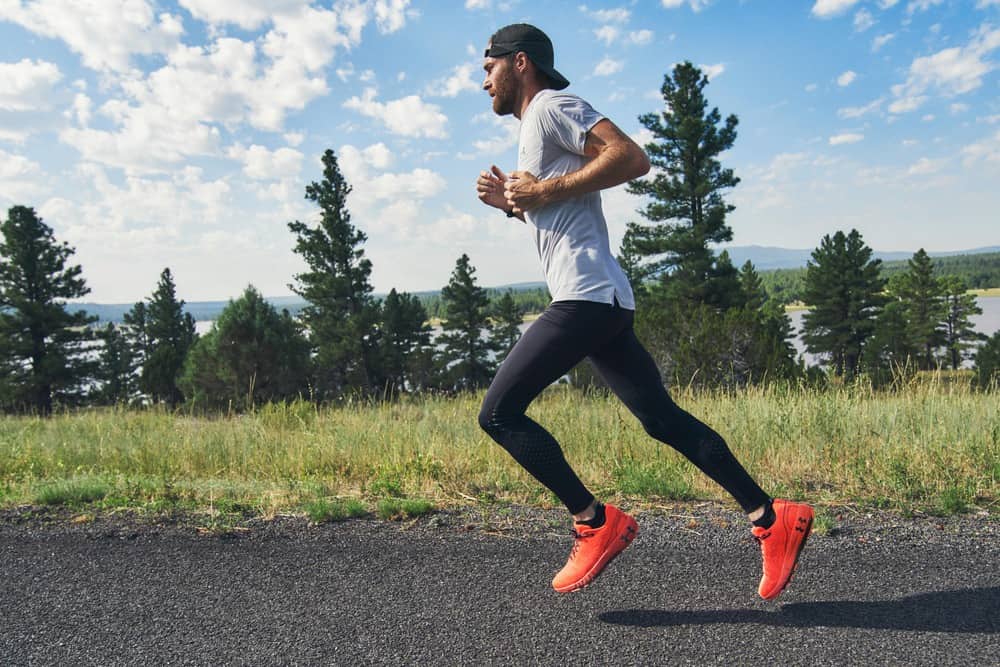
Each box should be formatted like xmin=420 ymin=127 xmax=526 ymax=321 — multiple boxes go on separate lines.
xmin=3 ymin=61 xmax=999 ymax=416
xmin=760 ymin=251 xmax=1000 ymax=305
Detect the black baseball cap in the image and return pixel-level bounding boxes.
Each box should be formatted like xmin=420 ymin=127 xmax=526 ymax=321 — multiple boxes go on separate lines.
xmin=484 ymin=24 xmax=570 ymax=90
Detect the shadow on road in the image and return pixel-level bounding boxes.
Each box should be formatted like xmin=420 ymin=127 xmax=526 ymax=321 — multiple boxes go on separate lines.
xmin=599 ymin=587 xmax=999 ymax=634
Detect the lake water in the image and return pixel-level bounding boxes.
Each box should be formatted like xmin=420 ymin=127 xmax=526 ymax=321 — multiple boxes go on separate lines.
xmin=787 ymin=295 xmax=1000 ymax=367
xmin=196 ymin=295 xmax=1000 ymax=368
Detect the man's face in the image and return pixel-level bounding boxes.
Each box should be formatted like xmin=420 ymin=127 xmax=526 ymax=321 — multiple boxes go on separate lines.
xmin=483 ymin=54 xmax=517 ymax=116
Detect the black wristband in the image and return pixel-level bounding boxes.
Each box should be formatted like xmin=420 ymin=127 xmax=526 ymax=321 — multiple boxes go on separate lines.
xmin=505 ymin=208 xmax=515 ymax=218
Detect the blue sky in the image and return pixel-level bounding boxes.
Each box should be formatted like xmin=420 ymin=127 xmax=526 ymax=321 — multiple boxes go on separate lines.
xmin=1 ymin=0 xmax=998 ymax=303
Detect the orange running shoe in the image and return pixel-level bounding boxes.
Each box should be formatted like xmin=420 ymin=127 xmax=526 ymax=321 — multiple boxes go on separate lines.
xmin=552 ymin=504 xmax=639 ymax=593
xmin=752 ymin=498 xmax=814 ymax=600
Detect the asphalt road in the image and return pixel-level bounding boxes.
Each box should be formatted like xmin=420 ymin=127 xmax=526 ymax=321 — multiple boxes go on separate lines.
xmin=1 ymin=505 xmax=998 ymax=666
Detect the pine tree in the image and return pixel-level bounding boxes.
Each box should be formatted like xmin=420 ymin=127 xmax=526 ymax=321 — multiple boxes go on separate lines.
xmin=895 ymin=249 xmax=947 ymax=369
xmin=0 ymin=206 xmax=98 ymax=414
xmin=437 ymin=254 xmax=494 ymax=391
xmin=179 ymin=285 xmax=310 ymax=411
xmin=941 ymin=276 xmax=984 ymax=370
xmin=801 ymin=229 xmax=886 ymax=378
xmin=94 ymin=323 xmax=138 ymax=405
xmin=288 ymin=149 xmax=381 ymax=400
xmin=133 ymin=268 xmax=197 ymax=407
xmin=379 ymin=288 xmax=432 ymax=396
xmin=489 ymin=290 xmax=523 ymax=361
xmin=739 ymin=260 xmax=766 ymax=311
xmin=974 ymin=331 xmax=1000 ymax=390
xmin=122 ymin=301 xmax=151 ymax=366
xmin=625 ymin=61 xmax=740 ymax=307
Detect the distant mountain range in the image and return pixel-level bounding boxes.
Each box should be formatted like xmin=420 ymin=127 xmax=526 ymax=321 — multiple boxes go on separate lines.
xmin=71 ymin=245 xmax=1000 ymax=323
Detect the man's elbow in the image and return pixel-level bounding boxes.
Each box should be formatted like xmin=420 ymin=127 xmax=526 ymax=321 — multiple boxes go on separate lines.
xmin=632 ymin=148 xmax=651 ymax=179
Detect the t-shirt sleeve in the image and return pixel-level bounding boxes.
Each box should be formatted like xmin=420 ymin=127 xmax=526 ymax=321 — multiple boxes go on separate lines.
xmin=541 ymin=94 xmax=605 ymax=156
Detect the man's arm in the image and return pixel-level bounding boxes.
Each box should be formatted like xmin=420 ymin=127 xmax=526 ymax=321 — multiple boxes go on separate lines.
xmin=503 ymin=119 xmax=650 ymax=214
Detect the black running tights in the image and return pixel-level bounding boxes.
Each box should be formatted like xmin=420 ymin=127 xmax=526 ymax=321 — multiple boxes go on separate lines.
xmin=478 ymin=300 xmax=770 ymax=515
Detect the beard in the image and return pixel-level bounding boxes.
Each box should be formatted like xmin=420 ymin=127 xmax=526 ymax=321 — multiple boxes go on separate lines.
xmin=491 ymin=70 xmax=517 ymax=116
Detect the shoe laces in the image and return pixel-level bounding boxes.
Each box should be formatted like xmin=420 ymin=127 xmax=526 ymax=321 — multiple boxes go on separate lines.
xmin=569 ymin=528 xmax=594 ymax=558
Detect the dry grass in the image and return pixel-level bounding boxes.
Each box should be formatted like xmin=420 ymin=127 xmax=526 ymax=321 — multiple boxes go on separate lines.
xmin=1 ymin=375 xmax=996 ymax=517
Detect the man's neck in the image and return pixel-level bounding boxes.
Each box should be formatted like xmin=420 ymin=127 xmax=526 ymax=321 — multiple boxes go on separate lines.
xmin=514 ymin=83 xmax=547 ymax=120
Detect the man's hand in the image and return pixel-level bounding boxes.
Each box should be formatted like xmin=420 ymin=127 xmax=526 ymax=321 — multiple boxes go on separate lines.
xmin=476 ymin=165 xmax=510 ymax=211
xmin=504 ymin=171 xmax=549 ymax=215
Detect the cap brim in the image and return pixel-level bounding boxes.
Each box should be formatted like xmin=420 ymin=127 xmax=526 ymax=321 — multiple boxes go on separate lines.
xmin=538 ymin=64 xmax=570 ymax=90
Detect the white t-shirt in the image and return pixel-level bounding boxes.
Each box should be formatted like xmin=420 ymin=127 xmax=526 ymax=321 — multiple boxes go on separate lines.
xmin=517 ymin=88 xmax=636 ymax=310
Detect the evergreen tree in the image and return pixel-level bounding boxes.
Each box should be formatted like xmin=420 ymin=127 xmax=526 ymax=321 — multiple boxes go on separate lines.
xmin=179 ymin=285 xmax=310 ymax=411
xmin=437 ymin=254 xmax=494 ymax=391
xmin=616 ymin=222 xmax=649 ymax=291
xmin=288 ymin=149 xmax=381 ymax=400
xmin=941 ymin=276 xmax=984 ymax=370
xmin=974 ymin=331 xmax=1000 ymax=390
xmin=739 ymin=260 xmax=766 ymax=311
xmin=122 ymin=301 xmax=151 ymax=366
xmin=94 ymin=323 xmax=138 ymax=405
xmin=489 ymin=290 xmax=523 ymax=360
xmin=378 ymin=288 xmax=432 ymax=396
xmin=0 ymin=206 xmax=98 ymax=414
xmin=801 ymin=229 xmax=886 ymax=378
xmin=863 ymin=299 xmax=917 ymax=378
xmin=134 ymin=268 xmax=197 ymax=407
xmin=895 ymin=249 xmax=946 ymax=369
xmin=625 ymin=61 xmax=740 ymax=307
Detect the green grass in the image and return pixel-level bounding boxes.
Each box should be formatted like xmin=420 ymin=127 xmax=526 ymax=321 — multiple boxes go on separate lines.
xmin=376 ymin=498 xmax=434 ymax=520
xmin=304 ymin=498 xmax=367 ymax=523
xmin=1 ymin=376 xmax=997 ymax=519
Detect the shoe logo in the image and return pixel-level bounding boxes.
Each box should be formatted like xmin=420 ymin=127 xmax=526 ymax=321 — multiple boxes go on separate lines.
xmin=795 ymin=517 xmax=808 ymax=533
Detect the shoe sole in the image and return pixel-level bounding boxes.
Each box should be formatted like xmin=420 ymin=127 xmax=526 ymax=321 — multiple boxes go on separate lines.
xmin=553 ymin=518 xmax=639 ymax=593
xmin=762 ymin=512 xmax=813 ymax=601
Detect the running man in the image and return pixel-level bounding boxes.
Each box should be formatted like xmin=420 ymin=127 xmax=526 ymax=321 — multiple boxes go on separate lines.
xmin=475 ymin=24 xmax=814 ymax=597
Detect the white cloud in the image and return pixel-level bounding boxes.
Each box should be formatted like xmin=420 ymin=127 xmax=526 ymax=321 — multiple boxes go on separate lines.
xmin=464 ymin=0 xmax=490 ymax=9
xmin=661 ymin=0 xmax=711 ymax=10
xmin=805 ymin=83 xmax=819 ymax=92
xmin=284 ymin=132 xmax=304 ymax=147
xmin=838 ymin=97 xmax=883 ymax=118
xmin=0 ymin=59 xmax=62 ymax=111
xmin=890 ymin=25 xmax=1000 ymax=114
xmin=337 ymin=143 xmax=446 ymax=232
xmin=373 ymin=0 xmax=412 ymax=34
xmin=471 ymin=115 xmax=520 ymax=155
xmin=426 ymin=62 xmax=480 ymax=97
xmin=0 ymin=1 xmax=183 ymax=72
xmin=581 ymin=6 xmax=631 ymax=22
xmin=977 ymin=0 xmax=1000 ymax=7
xmin=922 ymin=114 xmax=935 ymax=122
xmin=878 ymin=0 xmax=900 ymax=7
xmin=629 ymin=30 xmax=654 ymax=45
xmin=811 ymin=0 xmax=861 ymax=18
xmin=950 ymin=103 xmax=970 ymax=114
xmin=872 ymin=33 xmax=895 ymax=52
xmin=594 ymin=57 xmax=624 ymax=77
xmin=700 ymin=63 xmax=725 ymax=80
xmin=907 ymin=0 xmax=943 ymax=14
xmin=343 ymin=88 xmax=449 ymax=139
xmin=0 ymin=148 xmax=46 ymax=203
xmin=961 ymin=129 xmax=1000 ymax=166
xmin=595 ymin=26 xmax=621 ymax=46
xmin=829 ymin=132 xmax=864 ymax=145
xmin=837 ymin=70 xmax=857 ymax=86
xmin=177 ymin=0 xmax=304 ymax=30
xmin=65 ymin=92 xmax=93 ymax=126
xmin=854 ymin=9 xmax=875 ymax=32
xmin=907 ymin=157 xmax=946 ymax=175
xmin=229 ymin=144 xmax=304 ymax=181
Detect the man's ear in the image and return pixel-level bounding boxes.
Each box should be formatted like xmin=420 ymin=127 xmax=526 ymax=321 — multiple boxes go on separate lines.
xmin=514 ymin=51 xmax=529 ymax=74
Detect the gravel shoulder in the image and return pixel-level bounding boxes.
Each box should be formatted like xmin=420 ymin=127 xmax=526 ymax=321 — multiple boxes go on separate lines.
xmin=2 ymin=503 xmax=998 ymax=666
